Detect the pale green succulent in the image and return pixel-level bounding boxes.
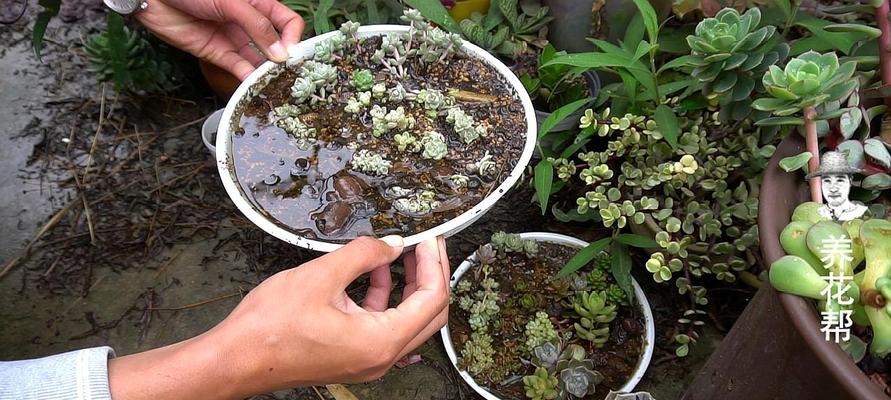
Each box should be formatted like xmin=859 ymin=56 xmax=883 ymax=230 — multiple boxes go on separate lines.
xmin=571 ymin=291 xmax=616 ymax=323
xmin=645 ymin=253 xmax=672 ymax=283
xmin=524 ymin=312 xmax=558 ymax=352
xmin=471 ymin=151 xmax=498 ymax=178
xmin=490 ymin=231 xmax=538 ymax=258
xmin=523 ymin=367 xmax=559 ymax=400
xmin=371 ymin=105 xmax=415 ymax=137
xmin=372 ymin=83 xmax=387 ymax=99
xmin=291 ymin=61 xmax=338 ymax=104
xmin=420 ymin=130 xmax=448 ymax=160
xmin=394 ymin=132 xmax=421 ymax=152
xmin=446 ymin=107 xmax=488 ymax=144
xmin=557 ymin=359 xmax=603 ymax=398
xmin=573 ymin=317 xmax=610 ymax=347
xmin=392 ymin=188 xmax=440 ymax=216
xmin=350 ymin=150 xmax=391 ymax=176
xmin=349 ymin=69 xmax=373 ymax=91
xmin=451 ymin=174 xmax=470 ymax=188
xmin=417 ymin=89 xmax=449 ymax=117
xmin=273 ymin=105 xmax=317 ymax=150
xmin=461 ymin=331 xmax=495 ymax=376
xmin=313 ymin=34 xmax=344 ymax=63
xmin=685 ymin=7 xmax=789 ymax=119
xmin=753 ymin=51 xmax=857 ymax=117
xmin=344 ymin=96 xmax=364 ymax=114
xmin=389 ymin=83 xmax=407 ymax=102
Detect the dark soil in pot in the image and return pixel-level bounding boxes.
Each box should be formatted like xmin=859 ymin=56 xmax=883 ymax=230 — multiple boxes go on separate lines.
xmin=231 ymin=34 xmax=527 ymax=243
xmin=449 ymin=239 xmax=646 ymax=399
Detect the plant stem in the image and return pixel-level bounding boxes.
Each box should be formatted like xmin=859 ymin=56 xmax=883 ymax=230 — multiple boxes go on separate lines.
xmin=803 ymin=106 xmax=822 ymax=203
xmin=876 ymin=0 xmax=891 ymax=107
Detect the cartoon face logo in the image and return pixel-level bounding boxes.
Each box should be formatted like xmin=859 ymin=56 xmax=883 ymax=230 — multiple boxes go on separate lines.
xmin=821 ymin=173 xmax=851 ymax=208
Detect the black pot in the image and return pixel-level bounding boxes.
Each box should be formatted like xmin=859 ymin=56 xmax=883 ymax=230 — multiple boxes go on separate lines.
xmin=681 ymin=134 xmax=886 ymax=400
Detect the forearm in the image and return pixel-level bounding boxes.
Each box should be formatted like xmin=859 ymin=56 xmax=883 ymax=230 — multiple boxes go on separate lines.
xmin=107 ymin=330 xmax=257 ymax=400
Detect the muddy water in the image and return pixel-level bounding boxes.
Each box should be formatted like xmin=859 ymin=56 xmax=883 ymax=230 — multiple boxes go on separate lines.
xmin=230 ymin=37 xmax=527 ymax=243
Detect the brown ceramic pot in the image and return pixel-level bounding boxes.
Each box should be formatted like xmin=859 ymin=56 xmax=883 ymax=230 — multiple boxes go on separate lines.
xmin=681 ymin=134 xmax=886 ymax=399
xmin=199 ymin=59 xmax=240 ymax=101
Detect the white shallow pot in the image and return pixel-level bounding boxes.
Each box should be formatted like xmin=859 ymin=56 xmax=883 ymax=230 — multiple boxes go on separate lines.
xmin=440 ymin=232 xmax=656 ymax=399
xmin=208 ymin=25 xmax=537 ymax=253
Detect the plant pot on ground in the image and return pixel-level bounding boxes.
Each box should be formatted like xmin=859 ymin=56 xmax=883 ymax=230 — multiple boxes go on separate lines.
xmin=212 ymin=12 xmax=537 ymax=252
xmin=441 ymin=231 xmax=655 ymax=400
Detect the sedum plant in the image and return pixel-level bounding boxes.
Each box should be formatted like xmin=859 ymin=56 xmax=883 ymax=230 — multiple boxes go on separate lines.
xmin=685 ymin=7 xmax=789 ymax=120
xmin=524 ymin=311 xmax=559 ymax=352
xmin=523 ymin=367 xmax=560 ymax=400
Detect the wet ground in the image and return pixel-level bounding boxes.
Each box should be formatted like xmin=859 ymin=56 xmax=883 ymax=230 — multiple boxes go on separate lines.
xmin=0 ymin=5 xmax=731 ymax=399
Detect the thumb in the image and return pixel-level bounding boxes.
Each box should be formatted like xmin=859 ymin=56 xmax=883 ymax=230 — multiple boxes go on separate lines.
xmin=309 ymin=236 xmax=404 ymax=289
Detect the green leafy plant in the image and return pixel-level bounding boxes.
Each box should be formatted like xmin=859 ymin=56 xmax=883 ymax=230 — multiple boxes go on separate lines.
xmin=406 ymin=0 xmax=552 ymax=59
xmin=85 ymin=13 xmax=176 ymax=93
xmin=520 ymin=45 xmax=592 ymax=112
xmin=523 ymin=367 xmax=559 ymax=400
xmin=280 ymin=0 xmax=403 ymax=36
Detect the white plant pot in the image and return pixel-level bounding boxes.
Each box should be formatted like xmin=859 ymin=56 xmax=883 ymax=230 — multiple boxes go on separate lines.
xmin=440 ymin=232 xmax=656 ymax=399
xmin=210 ymin=25 xmax=537 ymax=253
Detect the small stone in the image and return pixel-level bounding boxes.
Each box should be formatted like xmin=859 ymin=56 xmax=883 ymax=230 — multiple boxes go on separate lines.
xmin=314 ymin=201 xmax=353 ymax=236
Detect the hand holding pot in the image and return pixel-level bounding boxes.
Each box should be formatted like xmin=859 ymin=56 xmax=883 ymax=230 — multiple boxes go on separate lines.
xmin=108 ymin=236 xmax=450 ymax=399
xmin=135 ymin=0 xmax=304 ymax=80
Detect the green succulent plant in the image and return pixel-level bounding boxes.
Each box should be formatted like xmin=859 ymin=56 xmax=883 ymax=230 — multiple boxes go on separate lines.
xmin=557 ymin=359 xmax=603 ymax=399
xmin=752 ymin=51 xmax=858 ymax=117
xmin=457 ymin=0 xmax=552 ymax=59
xmin=85 ymin=13 xmax=174 ymax=93
xmin=571 ymin=291 xmax=617 ymax=323
xmin=524 ymin=311 xmax=559 ymax=352
xmin=685 ymin=7 xmax=789 ymax=120
xmin=349 ymin=69 xmax=374 ymax=91
xmin=523 ymin=367 xmax=559 ymax=400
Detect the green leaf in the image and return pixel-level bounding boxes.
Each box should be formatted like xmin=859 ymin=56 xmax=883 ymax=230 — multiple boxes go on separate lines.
xmin=32 ymin=0 xmax=62 ymax=60
xmin=552 ymin=205 xmax=599 ymax=222
xmin=658 ymin=55 xmax=699 ymax=73
xmin=774 ymin=0 xmax=792 ymax=20
xmin=676 ymin=343 xmax=690 ymax=357
xmin=755 ymin=116 xmax=804 ymax=126
xmin=538 ymin=97 xmax=591 ymax=139
xmin=364 ymin=0 xmax=382 ymax=23
xmin=824 ymin=24 xmax=883 ymax=39
xmin=863 ymin=173 xmax=891 ymax=190
xmin=779 ymin=152 xmax=812 ymax=172
xmin=837 ymin=140 xmax=865 ymax=169
xmin=840 ymin=108 xmax=862 ymax=139
xmin=654 ymin=105 xmax=679 ymax=149
xmin=534 ymin=159 xmax=554 ymax=215
xmin=105 ymin=12 xmax=132 ymax=91
xmin=867 ymin=105 xmax=888 ymax=122
xmin=403 ymin=0 xmax=461 ymax=33
xmin=793 ymin=17 xmax=872 ymax=55
xmin=555 ymin=238 xmax=612 ymax=279
xmin=314 ymin=0 xmax=334 ymax=33
xmin=610 ymin=241 xmax=634 ymax=300
xmin=865 ymin=138 xmax=891 ymax=168
xmin=615 ymin=233 xmax=658 ymax=248
xmin=631 ymin=0 xmax=659 ymax=45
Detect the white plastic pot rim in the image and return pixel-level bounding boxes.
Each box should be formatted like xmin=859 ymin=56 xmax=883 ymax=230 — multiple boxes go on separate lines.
xmin=439 ymin=232 xmax=656 ymax=400
xmin=213 ymin=25 xmax=538 ymax=253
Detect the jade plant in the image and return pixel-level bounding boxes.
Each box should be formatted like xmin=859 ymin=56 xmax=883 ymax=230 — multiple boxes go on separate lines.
xmin=769 ymin=203 xmax=891 ymax=358
xmin=452 ymin=232 xmax=645 ymax=398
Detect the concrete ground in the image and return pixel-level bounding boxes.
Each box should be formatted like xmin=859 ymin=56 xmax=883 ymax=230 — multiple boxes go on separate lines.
xmin=0 ymin=5 xmax=725 ymax=399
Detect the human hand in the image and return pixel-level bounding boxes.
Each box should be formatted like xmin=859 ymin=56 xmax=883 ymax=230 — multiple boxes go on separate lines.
xmin=108 ymin=236 xmax=450 ymax=400
xmin=134 ymin=0 xmax=304 ymax=80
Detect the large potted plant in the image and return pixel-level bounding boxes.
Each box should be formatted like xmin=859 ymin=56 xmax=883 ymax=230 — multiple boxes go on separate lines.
xmin=684 ymin=1 xmax=891 ymax=397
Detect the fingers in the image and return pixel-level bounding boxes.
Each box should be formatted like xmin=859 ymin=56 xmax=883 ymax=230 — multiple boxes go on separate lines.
xmin=308 ymin=236 xmax=404 ymax=290
xmin=223 ymin=24 xmax=266 ymax=66
xmin=213 ymin=50 xmax=258 ymax=81
xmin=385 ymin=238 xmax=449 ymax=342
xmin=248 ymin=0 xmax=305 ymax=46
xmin=216 ymin=0 xmax=288 ymax=62
xmin=396 ymin=237 xmax=451 ymax=358
xmin=362 ymin=265 xmax=392 ymax=312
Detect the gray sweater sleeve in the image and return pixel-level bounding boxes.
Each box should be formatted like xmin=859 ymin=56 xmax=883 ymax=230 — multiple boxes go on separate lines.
xmin=0 ymin=347 xmax=116 ymax=400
